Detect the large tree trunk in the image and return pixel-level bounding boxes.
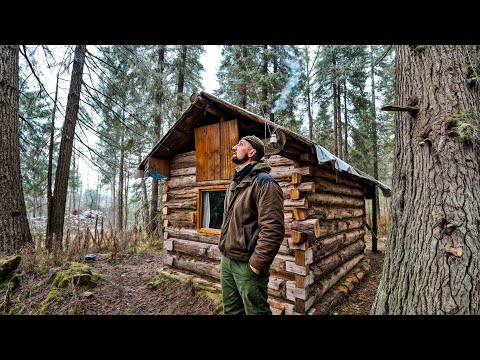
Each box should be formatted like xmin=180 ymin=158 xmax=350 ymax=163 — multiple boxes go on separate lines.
xmin=0 ymin=45 xmax=33 ymax=253
xmin=372 ymin=45 xmax=480 ymax=314
xmin=149 ymin=45 xmax=165 ymax=236
xmin=46 ymin=74 xmax=59 ymax=248
xmin=49 ymin=45 xmax=86 ymax=249
xmin=370 ymin=45 xmax=380 ymax=252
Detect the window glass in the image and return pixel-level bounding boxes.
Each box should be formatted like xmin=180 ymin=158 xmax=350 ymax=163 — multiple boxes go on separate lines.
xmin=201 ymin=190 xmax=226 ymax=229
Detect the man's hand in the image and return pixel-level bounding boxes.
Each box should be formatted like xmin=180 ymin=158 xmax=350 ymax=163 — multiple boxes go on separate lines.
xmin=249 ymin=264 xmax=260 ymax=274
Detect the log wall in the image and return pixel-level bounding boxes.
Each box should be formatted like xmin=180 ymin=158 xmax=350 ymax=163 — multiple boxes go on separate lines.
xmin=287 ymin=163 xmax=368 ymax=314
xmin=162 ymin=151 xmax=368 ymax=315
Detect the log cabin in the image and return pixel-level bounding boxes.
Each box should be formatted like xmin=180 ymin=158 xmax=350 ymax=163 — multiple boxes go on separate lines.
xmin=137 ymin=91 xmax=391 ymax=315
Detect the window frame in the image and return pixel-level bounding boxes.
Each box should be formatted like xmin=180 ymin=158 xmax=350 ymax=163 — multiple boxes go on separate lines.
xmin=196 ymin=185 xmax=229 ymax=234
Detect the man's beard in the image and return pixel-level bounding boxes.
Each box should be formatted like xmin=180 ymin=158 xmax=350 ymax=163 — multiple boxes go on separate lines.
xmin=231 ymin=154 xmax=247 ymax=164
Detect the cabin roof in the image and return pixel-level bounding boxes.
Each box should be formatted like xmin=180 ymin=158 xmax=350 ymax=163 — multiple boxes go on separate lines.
xmin=138 ymin=91 xmax=391 ymax=198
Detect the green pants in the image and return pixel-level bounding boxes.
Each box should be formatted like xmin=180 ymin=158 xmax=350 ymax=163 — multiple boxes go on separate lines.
xmin=220 ymin=255 xmax=271 ymax=315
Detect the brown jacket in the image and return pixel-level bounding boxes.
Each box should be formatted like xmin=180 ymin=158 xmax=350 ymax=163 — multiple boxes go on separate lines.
xmin=218 ymin=161 xmax=285 ymax=275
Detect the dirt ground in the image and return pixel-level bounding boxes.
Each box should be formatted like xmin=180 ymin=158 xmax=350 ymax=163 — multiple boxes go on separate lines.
xmin=1 ymin=240 xmax=384 ymax=316
xmin=0 ymin=246 xmax=222 ymax=315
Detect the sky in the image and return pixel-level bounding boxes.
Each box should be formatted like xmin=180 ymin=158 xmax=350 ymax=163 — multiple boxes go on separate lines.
xmin=200 ymin=45 xmax=221 ymax=93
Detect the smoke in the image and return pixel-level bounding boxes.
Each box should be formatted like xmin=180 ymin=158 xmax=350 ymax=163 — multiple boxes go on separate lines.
xmin=271 ymin=58 xmax=301 ymax=113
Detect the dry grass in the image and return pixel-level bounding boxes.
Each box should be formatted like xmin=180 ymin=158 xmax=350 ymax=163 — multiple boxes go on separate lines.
xmin=0 ymin=228 xmax=219 ymax=315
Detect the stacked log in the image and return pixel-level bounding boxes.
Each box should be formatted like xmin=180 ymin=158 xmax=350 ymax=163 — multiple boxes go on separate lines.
xmin=283 ymin=160 xmax=368 ymax=314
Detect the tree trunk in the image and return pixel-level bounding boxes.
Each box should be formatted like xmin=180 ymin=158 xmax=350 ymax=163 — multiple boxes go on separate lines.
xmin=337 ymin=77 xmax=343 ymax=159
xmin=71 ymin=149 xmax=76 ymax=214
xmin=117 ymin=134 xmax=124 ymax=231
xmin=0 ymin=46 xmax=33 ymax=254
xmin=149 ymin=45 xmax=165 ymax=236
xmin=370 ymin=45 xmax=380 ymax=252
xmin=240 ymin=47 xmax=248 ymax=108
xmin=142 ymin=178 xmax=149 ymax=229
xmin=372 ymin=45 xmax=480 ymax=314
xmin=261 ymin=45 xmax=268 ymax=115
xmin=46 ymin=74 xmax=59 ymax=248
xmin=343 ymin=78 xmax=348 ymax=162
xmin=176 ymin=45 xmax=187 ymax=119
xmin=124 ymin=166 xmax=129 ymax=229
xmin=49 ymin=45 xmax=86 ymax=248
xmin=332 ymin=58 xmax=338 ymax=156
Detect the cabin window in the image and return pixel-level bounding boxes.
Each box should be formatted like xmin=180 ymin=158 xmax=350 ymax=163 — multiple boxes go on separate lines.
xmin=197 ymin=185 xmax=228 ymax=234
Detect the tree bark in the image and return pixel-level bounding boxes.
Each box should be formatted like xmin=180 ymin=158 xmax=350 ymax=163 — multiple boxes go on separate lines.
xmin=337 ymin=77 xmax=343 ymax=159
xmin=0 ymin=45 xmax=33 ymax=253
xmin=239 ymin=47 xmax=248 ymax=108
xmin=117 ymin=134 xmax=124 ymax=231
xmin=149 ymin=45 xmax=165 ymax=236
xmin=261 ymin=45 xmax=268 ymax=115
xmin=332 ymin=57 xmax=338 ymax=156
xmin=370 ymin=45 xmax=380 ymax=252
xmin=176 ymin=45 xmax=187 ymax=119
xmin=343 ymin=78 xmax=348 ymax=162
xmin=49 ymin=45 xmax=86 ymax=248
xmin=46 ymin=74 xmax=59 ymax=248
xmin=372 ymin=45 xmax=480 ymax=314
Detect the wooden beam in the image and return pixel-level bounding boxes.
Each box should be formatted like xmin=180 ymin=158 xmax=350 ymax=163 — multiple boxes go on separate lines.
xmin=295 ymin=248 xmax=313 ymax=266
xmin=284 ymin=198 xmax=308 ymax=210
xmin=291 ymin=219 xmax=321 ymax=238
xmin=291 ymin=230 xmax=306 ymax=244
xmin=290 ymin=188 xmax=300 ymax=200
xmin=300 ymin=153 xmax=313 ymax=162
xmin=293 ymin=208 xmax=307 ymax=220
xmin=295 ymin=273 xmax=314 ymax=288
xmin=292 ymin=173 xmax=302 ymax=185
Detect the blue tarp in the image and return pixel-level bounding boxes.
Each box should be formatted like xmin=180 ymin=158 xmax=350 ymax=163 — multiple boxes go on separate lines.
xmin=147 ymin=171 xmax=167 ymax=180
xmin=314 ymin=144 xmax=391 ymax=198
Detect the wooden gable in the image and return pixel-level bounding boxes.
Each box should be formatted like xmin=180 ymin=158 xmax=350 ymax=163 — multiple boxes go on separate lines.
xmin=194 ymin=119 xmax=238 ymax=182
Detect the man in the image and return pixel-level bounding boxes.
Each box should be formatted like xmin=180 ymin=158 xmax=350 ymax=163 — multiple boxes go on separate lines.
xmin=218 ymin=135 xmax=285 ymax=315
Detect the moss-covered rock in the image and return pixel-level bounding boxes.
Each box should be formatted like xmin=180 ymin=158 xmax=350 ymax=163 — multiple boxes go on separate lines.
xmin=51 ymin=262 xmax=102 ymax=288
xmin=0 ymin=255 xmax=21 ymax=282
xmin=39 ymin=289 xmax=60 ymax=314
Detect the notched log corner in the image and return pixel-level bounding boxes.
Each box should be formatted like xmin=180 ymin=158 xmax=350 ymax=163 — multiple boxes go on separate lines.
xmin=445 ymin=245 xmax=463 ymax=257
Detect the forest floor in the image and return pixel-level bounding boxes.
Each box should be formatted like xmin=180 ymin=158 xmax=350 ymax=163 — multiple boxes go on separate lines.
xmin=0 ymin=237 xmax=384 ymax=316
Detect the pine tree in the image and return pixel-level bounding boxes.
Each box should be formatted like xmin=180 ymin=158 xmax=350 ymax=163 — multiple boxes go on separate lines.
xmin=0 ymin=45 xmax=33 ymax=253
xmin=372 ymin=45 xmax=480 ymax=314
